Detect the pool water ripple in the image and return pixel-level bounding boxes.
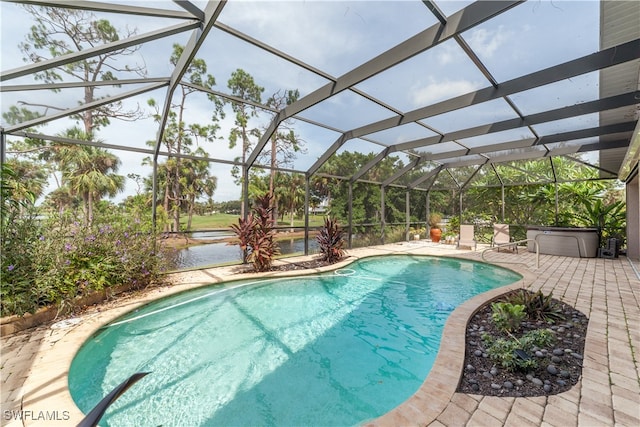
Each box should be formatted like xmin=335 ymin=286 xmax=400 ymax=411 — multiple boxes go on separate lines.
xmin=69 ymin=255 xmax=521 ymax=426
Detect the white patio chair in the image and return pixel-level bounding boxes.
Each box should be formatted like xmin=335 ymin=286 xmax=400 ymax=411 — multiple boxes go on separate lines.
xmin=457 ymin=224 xmax=477 ymax=251
xmin=492 ymin=223 xmax=517 ymax=252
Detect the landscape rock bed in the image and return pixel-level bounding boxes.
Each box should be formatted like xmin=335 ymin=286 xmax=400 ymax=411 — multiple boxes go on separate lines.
xmin=457 ymin=290 xmax=588 ymax=397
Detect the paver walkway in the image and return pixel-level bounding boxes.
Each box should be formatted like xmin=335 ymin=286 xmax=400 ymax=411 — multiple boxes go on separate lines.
xmin=442 ymin=253 xmax=640 ymax=427
xmin=1 ymin=243 xmax=639 ymax=426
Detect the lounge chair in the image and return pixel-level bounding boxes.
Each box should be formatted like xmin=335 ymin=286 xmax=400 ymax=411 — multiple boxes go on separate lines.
xmin=457 ymin=224 xmax=477 ymax=250
xmin=492 ymin=223 xmax=517 ymax=252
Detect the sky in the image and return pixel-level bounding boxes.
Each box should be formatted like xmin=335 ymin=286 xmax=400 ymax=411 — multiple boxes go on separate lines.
xmin=0 ymin=0 xmax=601 ymax=202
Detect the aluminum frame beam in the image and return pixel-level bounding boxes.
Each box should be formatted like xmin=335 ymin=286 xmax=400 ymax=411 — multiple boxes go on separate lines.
xmin=256 ymin=0 xmax=522 ymax=171
xmin=149 ymin=1 xmax=226 ymax=228
xmin=396 ymin=91 xmax=640 ymax=152
xmin=352 ymin=92 xmax=639 ymax=187
xmin=9 ymin=131 xmax=241 ymax=167
xmin=173 ymin=1 xmax=206 ymax=21
xmin=408 ymin=165 xmax=443 ymax=190
xmin=10 ymin=0 xmax=198 ymax=19
xmin=1 ymin=20 xmax=201 ymax=82
xmin=382 ymin=157 xmax=421 ymax=187
xmin=1 ymin=78 xmax=170 ymax=93
xmin=384 ymin=122 xmax=635 ymax=187
xmin=151 ymin=1 xmax=226 ymax=160
xmin=306 ymin=39 xmax=639 ymax=177
xmin=535 ymin=121 xmax=636 ymax=146
xmin=4 ymin=82 xmax=167 ymax=133
xmin=562 ymin=154 xmax=619 ymax=176
xmin=356 ymin=38 xmax=639 ymax=139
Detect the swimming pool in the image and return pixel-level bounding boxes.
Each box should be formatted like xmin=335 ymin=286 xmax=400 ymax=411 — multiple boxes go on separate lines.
xmin=69 ymin=255 xmax=521 ymax=426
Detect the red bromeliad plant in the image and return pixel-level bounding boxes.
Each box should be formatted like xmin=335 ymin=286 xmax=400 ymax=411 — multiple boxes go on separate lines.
xmin=230 ymin=215 xmax=255 ymax=264
xmin=230 ymin=194 xmax=280 ymax=271
xmin=316 ymin=217 xmax=346 ymax=263
xmin=248 ymin=194 xmax=280 ymax=271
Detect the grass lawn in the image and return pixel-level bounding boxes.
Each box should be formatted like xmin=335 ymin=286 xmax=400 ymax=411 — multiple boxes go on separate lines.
xmin=182 ymin=213 xmax=326 ymax=230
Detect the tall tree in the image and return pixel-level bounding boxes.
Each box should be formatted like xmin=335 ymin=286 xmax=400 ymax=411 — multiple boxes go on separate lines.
xmin=1 ymin=164 xmax=37 ymax=226
xmin=1 ymin=159 xmax=48 ymax=213
xmin=146 ymin=44 xmax=222 ymax=232
xmin=260 ymin=89 xmax=306 ymax=221
xmin=281 ymin=174 xmax=306 ymax=229
xmin=56 ymin=128 xmax=125 ymax=225
xmin=44 ymin=187 xmax=79 ymax=216
xmin=227 ymin=69 xmax=264 ymax=218
xmin=182 ymin=148 xmax=218 ymax=230
xmin=4 ymin=5 xmax=148 ymax=221
xmin=318 ymin=151 xmax=402 ymax=232
xmin=16 ymin=4 xmax=146 ymax=136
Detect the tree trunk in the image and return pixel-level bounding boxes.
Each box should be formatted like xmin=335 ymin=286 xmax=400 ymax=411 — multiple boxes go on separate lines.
xmin=172 ymin=195 xmax=180 ymax=233
xmin=289 ymin=202 xmax=295 ymax=232
xmin=163 ymin=184 xmax=170 ymax=233
xmin=187 ymin=195 xmax=195 ymax=230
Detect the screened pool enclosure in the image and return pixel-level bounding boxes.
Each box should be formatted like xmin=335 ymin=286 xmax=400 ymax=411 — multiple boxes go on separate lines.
xmin=1 ymin=0 xmax=639 ymax=259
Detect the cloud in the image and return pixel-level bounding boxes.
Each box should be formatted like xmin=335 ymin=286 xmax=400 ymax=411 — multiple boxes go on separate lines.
xmin=411 ymin=78 xmax=481 ymax=107
xmin=466 ymin=25 xmax=511 ymax=59
xmin=218 ymin=2 xmax=365 ymax=76
xmin=436 ymin=42 xmax=462 ymax=65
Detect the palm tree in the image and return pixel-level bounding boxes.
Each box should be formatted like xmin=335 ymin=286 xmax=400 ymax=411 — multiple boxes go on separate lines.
xmin=2 ymin=159 xmax=47 ymax=216
xmin=275 ymin=173 xmax=305 ymax=230
xmin=45 ymin=187 xmax=79 ymax=216
xmin=182 ymin=151 xmax=217 ymax=230
xmin=57 ymin=128 xmax=125 ymax=225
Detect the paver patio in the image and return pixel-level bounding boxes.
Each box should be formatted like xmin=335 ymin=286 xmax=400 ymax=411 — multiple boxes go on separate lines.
xmin=1 ymin=243 xmax=639 ymax=426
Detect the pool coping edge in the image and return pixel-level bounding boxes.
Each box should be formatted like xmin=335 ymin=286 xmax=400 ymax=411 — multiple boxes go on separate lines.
xmin=17 ymin=249 xmax=532 ymax=426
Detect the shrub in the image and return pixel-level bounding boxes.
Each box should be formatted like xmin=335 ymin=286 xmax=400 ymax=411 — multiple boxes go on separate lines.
xmin=482 ymin=328 xmax=556 ymax=371
xmin=316 ymin=217 xmax=346 ymax=263
xmin=1 ymin=207 xmax=169 ymax=317
xmin=230 ymin=194 xmax=279 ymax=272
xmin=428 ymin=212 xmax=442 ymax=229
xmin=506 ymin=289 xmax=566 ymax=323
xmin=447 ymin=215 xmax=460 ymax=234
xmin=481 ymin=334 xmax=534 ymax=371
xmin=491 ymin=302 xmax=526 ymax=333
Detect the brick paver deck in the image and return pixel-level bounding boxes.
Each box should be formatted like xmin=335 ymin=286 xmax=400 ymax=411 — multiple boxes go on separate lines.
xmin=1 ymin=243 xmax=639 ymax=426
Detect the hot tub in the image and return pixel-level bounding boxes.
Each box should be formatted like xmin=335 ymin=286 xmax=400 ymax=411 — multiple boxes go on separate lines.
xmin=526 ymin=226 xmax=599 ymax=258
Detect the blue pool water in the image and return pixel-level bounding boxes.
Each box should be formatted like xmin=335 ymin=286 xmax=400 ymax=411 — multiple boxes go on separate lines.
xmin=68 ymin=255 xmax=521 ymax=426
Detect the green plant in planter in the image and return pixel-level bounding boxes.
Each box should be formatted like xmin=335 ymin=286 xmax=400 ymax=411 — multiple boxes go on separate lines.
xmin=575 ymin=198 xmax=626 ymax=246
xmin=491 ymin=302 xmax=526 ymax=333
xmin=428 ymin=213 xmax=442 ymax=242
xmin=506 ymin=289 xmax=565 ymax=323
xmin=317 ymin=217 xmax=346 ymax=263
xmin=482 ymin=329 xmax=556 ymax=371
xmin=428 ymin=213 xmax=442 ymax=229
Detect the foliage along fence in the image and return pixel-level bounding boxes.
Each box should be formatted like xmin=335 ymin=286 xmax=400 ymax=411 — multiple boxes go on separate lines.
xmin=1 ymin=206 xmax=170 ymax=317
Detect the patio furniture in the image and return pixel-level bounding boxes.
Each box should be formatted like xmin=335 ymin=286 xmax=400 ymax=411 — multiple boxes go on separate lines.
xmin=491 ymin=223 xmax=517 ymax=253
xmin=526 ymin=226 xmax=599 ymax=258
xmin=457 ymin=225 xmax=477 ymax=251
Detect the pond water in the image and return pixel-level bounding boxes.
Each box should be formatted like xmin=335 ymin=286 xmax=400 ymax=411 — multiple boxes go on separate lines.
xmin=169 ymin=235 xmax=319 ymax=270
